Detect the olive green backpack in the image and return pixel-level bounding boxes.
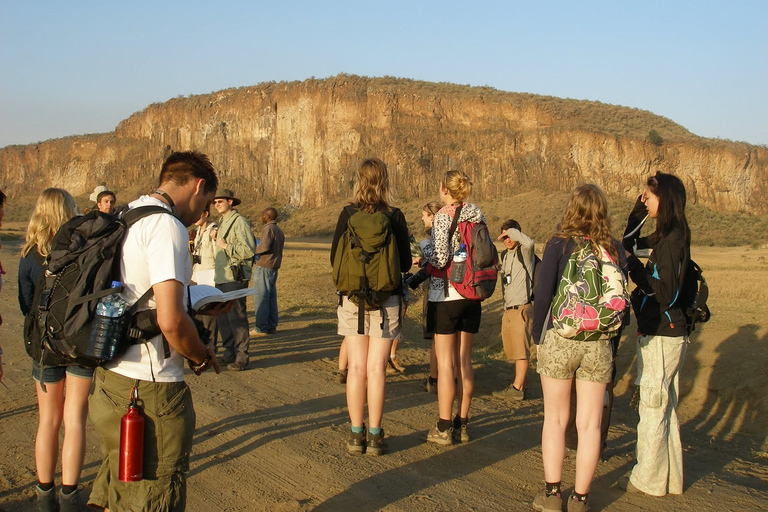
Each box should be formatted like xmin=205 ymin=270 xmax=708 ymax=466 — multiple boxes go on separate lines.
xmin=332 ymin=205 xmax=401 ymax=333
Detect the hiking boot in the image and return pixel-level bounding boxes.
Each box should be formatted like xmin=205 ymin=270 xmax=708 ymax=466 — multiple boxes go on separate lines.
xmin=618 ymin=475 xmax=641 ymax=493
xmin=387 ymin=356 xmax=406 ymax=374
xmin=228 ymin=361 xmax=248 ymax=372
xmin=36 ymin=485 xmax=59 ymax=512
xmin=567 ymin=493 xmax=590 ymax=512
xmin=426 ymin=424 xmax=453 ymax=446
xmin=59 ymin=487 xmax=86 ymax=512
xmin=217 ymin=356 xmax=235 ymax=365
xmin=366 ymin=429 xmax=387 ymax=456
xmin=336 ymin=369 xmax=348 ymax=384
xmin=422 ymin=377 xmax=437 ymax=394
xmin=492 ymin=383 xmax=525 ymax=401
xmin=532 ymin=490 xmax=562 ymax=512
xmin=347 ymin=427 xmax=366 ymax=454
xmin=452 ymin=423 xmax=469 ymax=443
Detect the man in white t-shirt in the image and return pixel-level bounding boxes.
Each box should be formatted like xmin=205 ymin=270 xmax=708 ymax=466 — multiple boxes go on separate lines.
xmin=88 ymin=151 xmax=221 ymax=511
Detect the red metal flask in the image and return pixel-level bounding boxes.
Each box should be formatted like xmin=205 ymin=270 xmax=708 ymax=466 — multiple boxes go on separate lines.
xmin=119 ymin=387 xmax=144 ymax=482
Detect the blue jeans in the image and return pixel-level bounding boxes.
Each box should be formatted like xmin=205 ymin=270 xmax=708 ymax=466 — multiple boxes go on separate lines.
xmin=253 ymin=266 xmax=278 ymax=332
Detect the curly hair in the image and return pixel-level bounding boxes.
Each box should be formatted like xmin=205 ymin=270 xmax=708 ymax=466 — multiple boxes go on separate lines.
xmin=551 ymin=184 xmax=619 ymax=262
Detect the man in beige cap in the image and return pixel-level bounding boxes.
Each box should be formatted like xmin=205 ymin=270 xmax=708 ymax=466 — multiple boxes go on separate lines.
xmin=212 ymin=189 xmax=256 ymax=371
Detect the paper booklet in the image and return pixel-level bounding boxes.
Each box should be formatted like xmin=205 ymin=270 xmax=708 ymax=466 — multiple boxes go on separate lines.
xmin=189 ymin=284 xmax=255 ymax=313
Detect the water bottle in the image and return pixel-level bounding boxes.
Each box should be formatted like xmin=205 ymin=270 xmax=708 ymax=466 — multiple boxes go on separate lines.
xmin=119 ymin=387 xmax=144 ymax=482
xmin=450 ymin=243 xmax=468 ymax=283
xmin=87 ymin=281 xmax=129 ymax=360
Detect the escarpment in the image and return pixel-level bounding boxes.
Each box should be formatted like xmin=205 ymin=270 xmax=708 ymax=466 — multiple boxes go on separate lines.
xmin=1 ymin=75 xmax=765 ymax=213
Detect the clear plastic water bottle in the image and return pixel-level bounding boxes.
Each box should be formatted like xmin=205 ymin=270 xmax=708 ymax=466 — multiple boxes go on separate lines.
xmin=88 ymin=281 xmax=129 ymax=360
xmin=450 ymin=243 xmax=468 ymax=283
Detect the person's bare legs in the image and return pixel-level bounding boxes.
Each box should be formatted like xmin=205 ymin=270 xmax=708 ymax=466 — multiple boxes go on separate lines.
xmin=540 ymin=374 xmax=572 ymax=484
xmin=573 ymin=378 xmax=606 ymax=495
xmin=35 ymin=379 xmax=65 ymax=484
xmin=455 ymin=331 xmax=474 ymax=418
xmin=389 ymin=336 xmax=400 ymax=359
xmin=514 ymin=358 xmax=529 ymax=391
xmin=434 ymin=333 xmax=457 ymax=421
xmin=429 ymin=339 xmax=437 ymax=379
xmin=366 ymin=337 xmax=394 ymax=428
xmin=345 ymin=335 xmax=368 ymax=426
xmin=61 ymin=374 xmax=92 ymax=486
xmin=338 ymin=338 xmax=348 ymax=372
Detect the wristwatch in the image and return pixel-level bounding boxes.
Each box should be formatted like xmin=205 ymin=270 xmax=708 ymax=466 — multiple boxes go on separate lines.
xmin=188 ymin=354 xmax=211 ymax=372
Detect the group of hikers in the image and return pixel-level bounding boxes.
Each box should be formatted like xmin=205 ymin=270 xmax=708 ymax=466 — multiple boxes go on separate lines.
xmin=1 ymin=151 xmax=695 ymax=512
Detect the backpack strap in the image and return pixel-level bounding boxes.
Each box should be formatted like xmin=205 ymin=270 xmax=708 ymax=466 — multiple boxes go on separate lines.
xmin=443 ymin=204 xmax=463 ymax=298
xmin=515 ymin=246 xmax=533 ymax=302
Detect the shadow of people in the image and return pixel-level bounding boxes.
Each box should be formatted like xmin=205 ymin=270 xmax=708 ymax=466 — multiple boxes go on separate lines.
xmin=684 ymin=323 xmax=767 ymax=489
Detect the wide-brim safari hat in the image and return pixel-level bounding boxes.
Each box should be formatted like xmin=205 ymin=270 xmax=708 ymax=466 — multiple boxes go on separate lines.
xmin=89 ymin=185 xmax=108 ymax=202
xmin=214 ymin=189 xmax=241 ymax=206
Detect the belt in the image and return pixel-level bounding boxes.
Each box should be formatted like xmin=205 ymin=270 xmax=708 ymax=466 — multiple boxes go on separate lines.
xmin=505 ymin=302 xmax=531 ymax=310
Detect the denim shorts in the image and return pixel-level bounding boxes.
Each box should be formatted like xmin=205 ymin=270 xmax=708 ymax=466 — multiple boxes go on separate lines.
xmin=32 ymin=361 xmax=95 ymax=384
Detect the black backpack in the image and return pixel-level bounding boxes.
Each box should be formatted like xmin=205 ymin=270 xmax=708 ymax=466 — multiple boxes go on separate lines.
xmin=23 ymin=207 xmax=172 ymax=368
xmin=679 ymin=258 xmax=711 ymax=334
xmin=515 ymin=247 xmax=541 ymax=302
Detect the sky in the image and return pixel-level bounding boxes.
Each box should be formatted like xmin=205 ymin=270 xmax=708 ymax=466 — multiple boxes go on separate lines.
xmin=1 ymin=1 xmax=766 ymax=148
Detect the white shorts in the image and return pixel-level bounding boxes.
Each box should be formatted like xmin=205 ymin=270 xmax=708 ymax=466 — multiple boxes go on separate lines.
xmin=337 ymin=294 xmax=402 ymax=340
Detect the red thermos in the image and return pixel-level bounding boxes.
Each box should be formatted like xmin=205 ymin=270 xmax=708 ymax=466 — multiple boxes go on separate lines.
xmin=119 ymin=388 xmax=144 ymax=482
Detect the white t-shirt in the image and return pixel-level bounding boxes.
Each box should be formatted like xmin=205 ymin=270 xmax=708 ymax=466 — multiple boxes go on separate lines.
xmin=104 ymin=196 xmax=192 ymax=382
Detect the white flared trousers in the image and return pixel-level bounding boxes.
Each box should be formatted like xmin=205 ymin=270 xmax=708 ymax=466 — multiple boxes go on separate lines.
xmin=630 ymin=333 xmax=687 ymax=496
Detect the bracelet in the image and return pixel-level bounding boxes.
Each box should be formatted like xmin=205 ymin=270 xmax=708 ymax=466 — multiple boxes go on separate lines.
xmin=188 ymin=354 xmax=211 ymax=372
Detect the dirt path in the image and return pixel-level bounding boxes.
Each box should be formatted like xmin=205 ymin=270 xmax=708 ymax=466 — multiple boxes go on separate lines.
xmin=1 ymin=242 xmax=766 ymax=511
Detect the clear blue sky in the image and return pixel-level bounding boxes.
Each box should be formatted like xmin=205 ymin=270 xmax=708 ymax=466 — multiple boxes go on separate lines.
xmin=1 ymin=0 xmax=766 ymax=147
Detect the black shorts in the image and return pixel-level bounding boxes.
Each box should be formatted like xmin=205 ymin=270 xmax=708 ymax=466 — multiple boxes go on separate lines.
xmin=427 ymin=299 xmax=482 ymax=335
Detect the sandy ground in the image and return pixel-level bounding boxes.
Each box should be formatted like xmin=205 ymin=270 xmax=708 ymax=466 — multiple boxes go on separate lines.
xmin=1 ymin=241 xmax=767 ymax=511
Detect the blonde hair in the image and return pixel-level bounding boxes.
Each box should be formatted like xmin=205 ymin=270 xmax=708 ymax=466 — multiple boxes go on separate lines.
xmin=441 ymin=170 xmax=472 ymax=203
xmin=21 ymin=188 xmax=79 ymax=258
xmin=352 ymin=158 xmax=391 ymax=213
xmin=551 ymin=184 xmax=619 ymax=262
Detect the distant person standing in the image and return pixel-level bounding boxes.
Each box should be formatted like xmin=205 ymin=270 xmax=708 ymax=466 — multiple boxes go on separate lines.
xmin=493 ymin=219 xmax=535 ymax=401
xmin=95 ymin=190 xmax=116 ymax=215
xmin=252 ymin=207 xmax=285 ymax=335
xmin=192 ymin=207 xmax=219 ymax=349
xmin=213 ymin=189 xmax=256 ymax=371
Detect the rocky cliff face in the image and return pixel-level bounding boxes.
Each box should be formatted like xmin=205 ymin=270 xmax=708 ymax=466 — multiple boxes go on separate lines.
xmin=1 ymin=75 xmax=765 ymax=213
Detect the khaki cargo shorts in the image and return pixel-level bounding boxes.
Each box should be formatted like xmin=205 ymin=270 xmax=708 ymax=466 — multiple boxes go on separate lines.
xmin=337 ymin=294 xmax=402 ymax=339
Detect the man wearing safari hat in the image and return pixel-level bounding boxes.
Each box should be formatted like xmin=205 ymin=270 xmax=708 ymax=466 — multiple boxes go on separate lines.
xmin=212 ymin=189 xmax=256 ymax=371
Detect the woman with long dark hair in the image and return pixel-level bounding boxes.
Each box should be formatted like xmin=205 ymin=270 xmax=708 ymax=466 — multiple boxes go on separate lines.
xmin=531 ymin=184 xmax=627 ymax=512
xmin=619 ymin=171 xmax=691 ymax=496
xmin=19 ymin=188 xmax=91 ymax=511
xmin=330 ymin=158 xmax=411 ymax=455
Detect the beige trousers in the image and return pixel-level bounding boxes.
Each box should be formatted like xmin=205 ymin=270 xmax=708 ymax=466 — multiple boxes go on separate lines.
xmin=629 ymin=334 xmax=687 ymax=496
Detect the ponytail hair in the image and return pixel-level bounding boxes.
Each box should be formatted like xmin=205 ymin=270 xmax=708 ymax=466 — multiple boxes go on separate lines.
xmin=441 ymin=170 xmax=472 ymax=203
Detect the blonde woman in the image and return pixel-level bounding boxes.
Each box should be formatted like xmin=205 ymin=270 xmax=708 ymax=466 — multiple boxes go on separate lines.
xmin=18 ymin=188 xmax=91 ymax=512
xmin=531 ymin=184 xmax=627 ymax=512
xmin=330 ymin=158 xmax=412 ymax=455
xmin=420 ymin=171 xmax=486 ymax=444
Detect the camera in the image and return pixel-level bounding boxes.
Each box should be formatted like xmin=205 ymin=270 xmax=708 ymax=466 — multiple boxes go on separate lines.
xmin=405 ymin=268 xmax=430 ymax=290
xmin=192 ymin=254 xmax=201 ymax=265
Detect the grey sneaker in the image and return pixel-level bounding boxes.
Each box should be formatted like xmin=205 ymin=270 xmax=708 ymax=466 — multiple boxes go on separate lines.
xmin=567 ymin=493 xmax=590 ymax=512
xmin=493 ymin=383 xmax=525 ymax=400
xmin=366 ymin=429 xmax=387 ymax=456
xmin=452 ymin=423 xmax=469 ymax=443
xmin=36 ymin=485 xmax=59 ymax=512
xmin=59 ymin=487 xmax=86 ymax=512
xmin=426 ymin=424 xmax=453 ymax=446
xmin=532 ymin=490 xmax=562 ymax=512
xmin=347 ymin=427 xmax=366 ymax=454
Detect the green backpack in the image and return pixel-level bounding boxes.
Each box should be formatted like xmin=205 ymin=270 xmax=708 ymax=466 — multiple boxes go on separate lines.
xmin=551 ymin=238 xmax=628 ymax=341
xmin=332 ymin=206 xmax=401 ymax=333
